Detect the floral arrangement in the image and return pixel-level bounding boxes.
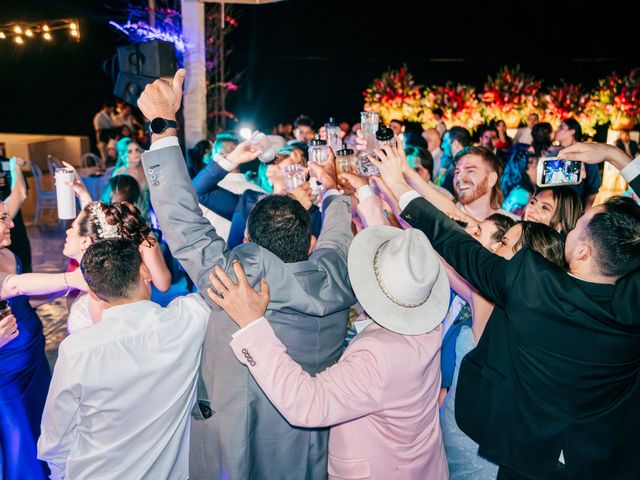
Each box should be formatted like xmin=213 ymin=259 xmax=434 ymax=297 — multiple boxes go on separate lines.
xmin=585 ymin=69 xmax=640 ymax=130
xmin=363 ymin=65 xmax=639 ymax=135
xmin=479 ymin=65 xmax=542 ymax=127
xmin=541 ymin=82 xmax=595 ymax=135
xmin=422 ymin=82 xmax=484 ymax=130
xmin=363 ymin=66 xmax=424 ymax=125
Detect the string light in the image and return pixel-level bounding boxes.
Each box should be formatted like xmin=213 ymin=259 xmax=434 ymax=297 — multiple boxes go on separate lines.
xmin=0 ymin=19 xmax=79 ymax=44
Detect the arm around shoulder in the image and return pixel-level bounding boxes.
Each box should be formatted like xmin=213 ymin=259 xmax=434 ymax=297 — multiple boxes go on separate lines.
xmin=230 ymin=317 xmax=388 ymax=428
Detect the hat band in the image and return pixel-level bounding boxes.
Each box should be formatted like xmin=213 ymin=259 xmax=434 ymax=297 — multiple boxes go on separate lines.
xmin=373 ymin=241 xmax=431 ymax=309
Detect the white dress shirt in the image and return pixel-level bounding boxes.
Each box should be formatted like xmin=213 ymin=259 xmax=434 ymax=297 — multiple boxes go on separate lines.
xmin=38 ymin=295 xmax=210 ymax=480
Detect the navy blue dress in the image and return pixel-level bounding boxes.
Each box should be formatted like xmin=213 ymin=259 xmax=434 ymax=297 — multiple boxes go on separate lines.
xmin=0 ymin=256 xmax=51 ymax=479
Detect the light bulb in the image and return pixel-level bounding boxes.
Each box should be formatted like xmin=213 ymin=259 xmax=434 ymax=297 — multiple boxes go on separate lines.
xmin=25 ymin=29 xmax=33 ymax=37
xmin=43 ymin=32 xmax=52 ymax=41
xmin=42 ymin=24 xmax=50 ymax=32
xmin=14 ymin=26 xmax=22 ymax=34
xmin=0 ymin=32 xmax=5 ymax=39
xmin=70 ymin=29 xmax=78 ymax=37
xmin=15 ymin=36 xmax=23 ymax=44
xmin=70 ymin=23 xmax=77 ymax=30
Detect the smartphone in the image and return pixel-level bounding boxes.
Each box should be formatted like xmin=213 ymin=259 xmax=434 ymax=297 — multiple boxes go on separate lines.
xmin=536 ymin=157 xmax=582 ymax=187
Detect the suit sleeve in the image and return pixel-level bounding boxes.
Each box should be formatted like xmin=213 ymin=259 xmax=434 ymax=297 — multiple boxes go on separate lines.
xmin=230 ymin=318 xmax=388 ymax=427
xmin=142 ymin=146 xmax=229 ymax=293
xmin=356 ymin=194 xmax=391 ymax=227
xmin=192 ymin=161 xmax=239 ymax=220
xmin=401 ymin=196 xmax=513 ymax=307
xmin=313 ymin=194 xmax=354 ymax=259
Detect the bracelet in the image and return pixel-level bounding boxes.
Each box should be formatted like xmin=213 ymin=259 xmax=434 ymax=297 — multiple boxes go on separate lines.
xmin=63 ymin=272 xmax=69 ymax=288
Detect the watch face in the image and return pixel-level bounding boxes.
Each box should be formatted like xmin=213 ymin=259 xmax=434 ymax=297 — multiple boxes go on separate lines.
xmin=150 ymin=118 xmax=166 ymax=134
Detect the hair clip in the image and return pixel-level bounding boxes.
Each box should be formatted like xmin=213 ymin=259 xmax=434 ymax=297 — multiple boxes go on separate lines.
xmin=88 ymin=202 xmax=121 ymax=240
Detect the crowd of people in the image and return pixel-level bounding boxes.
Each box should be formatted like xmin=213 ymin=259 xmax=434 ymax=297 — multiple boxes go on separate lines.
xmin=1 ymin=68 xmax=639 ymax=480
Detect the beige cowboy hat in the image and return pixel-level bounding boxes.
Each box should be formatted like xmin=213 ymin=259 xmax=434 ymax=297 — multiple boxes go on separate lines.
xmin=347 ymin=226 xmax=450 ymax=335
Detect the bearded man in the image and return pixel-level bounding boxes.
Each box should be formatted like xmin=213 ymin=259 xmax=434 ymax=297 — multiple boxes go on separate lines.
xmin=453 ymin=146 xmax=517 ymax=221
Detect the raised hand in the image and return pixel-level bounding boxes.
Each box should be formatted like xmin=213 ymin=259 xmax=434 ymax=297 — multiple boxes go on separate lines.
xmin=62 ymin=161 xmax=93 ymax=206
xmin=288 ymin=182 xmax=315 ymax=210
xmin=557 ymin=142 xmax=632 ymax=171
xmin=137 ymin=69 xmax=186 ymax=122
xmin=206 ymin=262 xmax=270 ymax=329
xmin=338 ymin=172 xmax=368 ymax=196
xmin=227 ymin=139 xmax=263 ymax=167
xmin=368 ymin=143 xmax=413 ymax=201
xmin=308 ymin=148 xmax=338 ymax=191
xmin=0 ymin=314 xmax=19 ymax=349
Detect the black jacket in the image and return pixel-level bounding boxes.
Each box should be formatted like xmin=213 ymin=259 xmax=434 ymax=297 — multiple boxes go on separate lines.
xmin=400 ymin=172 xmax=640 ymax=480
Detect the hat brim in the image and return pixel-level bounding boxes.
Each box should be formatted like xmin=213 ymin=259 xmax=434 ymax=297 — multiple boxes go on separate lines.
xmin=348 ymin=226 xmax=450 ymax=335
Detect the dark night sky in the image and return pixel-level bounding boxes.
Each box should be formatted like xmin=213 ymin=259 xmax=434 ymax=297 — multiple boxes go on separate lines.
xmin=0 ymin=0 xmax=638 ymax=140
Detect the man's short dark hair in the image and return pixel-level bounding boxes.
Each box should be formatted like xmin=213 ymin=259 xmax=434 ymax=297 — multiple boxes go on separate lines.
xmin=81 ymin=238 xmax=142 ymax=302
xmin=247 ymin=195 xmax=312 ymax=263
xmin=486 ymin=213 xmax=516 ymax=243
xmin=563 ymin=118 xmax=582 ymax=142
xmin=294 ymin=115 xmax=314 ymax=130
xmin=478 ymin=124 xmax=498 ymax=137
xmin=448 ymin=126 xmax=472 ymax=148
xmin=432 ymin=108 xmax=444 ymax=117
xmin=390 ymin=119 xmax=404 ymax=126
xmin=587 ymin=196 xmax=640 ymax=278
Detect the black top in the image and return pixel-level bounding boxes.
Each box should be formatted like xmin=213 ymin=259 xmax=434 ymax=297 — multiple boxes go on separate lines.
xmin=400 ymin=172 xmax=640 ymax=480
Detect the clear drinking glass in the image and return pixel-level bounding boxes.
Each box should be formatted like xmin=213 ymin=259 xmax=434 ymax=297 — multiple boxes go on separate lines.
xmin=250 ymin=132 xmax=277 ymax=163
xmin=308 ymin=136 xmax=329 ymax=166
xmin=284 ymin=164 xmax=306 ymax=191
xmin=325 ymin=117 xmax=342 ymax=153
xmin=360 ymin=111 xmax=380 ymax=154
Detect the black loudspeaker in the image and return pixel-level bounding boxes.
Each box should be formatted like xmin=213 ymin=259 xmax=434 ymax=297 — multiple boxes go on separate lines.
xmin=117 ymin=40 xmax=176 ymax=77
xmin=113 ymin=73 xmax=156 ymax=106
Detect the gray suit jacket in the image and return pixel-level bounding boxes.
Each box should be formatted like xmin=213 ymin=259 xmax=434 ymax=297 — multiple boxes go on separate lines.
xmin=142 ymin=146 xmax=355 ymax=480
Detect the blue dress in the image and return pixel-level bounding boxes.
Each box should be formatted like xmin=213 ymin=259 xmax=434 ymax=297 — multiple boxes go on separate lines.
xmin=0 ymin=256 xmax=51 ymax=479
xmin=440 ymin=326 xmax=498 ymax=479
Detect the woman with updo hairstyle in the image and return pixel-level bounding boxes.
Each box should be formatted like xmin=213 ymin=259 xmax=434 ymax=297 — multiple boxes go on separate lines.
xmin=62 ymin=201 xmax=170 ymax=332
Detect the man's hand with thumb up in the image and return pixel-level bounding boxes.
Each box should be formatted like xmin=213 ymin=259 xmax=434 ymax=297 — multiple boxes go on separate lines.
xmin=137 ymin=69 xmax=185 ymax=124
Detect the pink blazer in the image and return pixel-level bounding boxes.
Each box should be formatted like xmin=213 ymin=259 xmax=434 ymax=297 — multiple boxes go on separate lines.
xmin=230 ymin=318 xmax=448 ymax=480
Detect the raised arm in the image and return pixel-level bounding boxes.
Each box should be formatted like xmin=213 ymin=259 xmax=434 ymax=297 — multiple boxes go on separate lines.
xmin=371 ymin=144 xmax=512 ymax=306
xmin=192 ymin=158 xmax=241 ymax=220
xmin=137 ymin=70 xmax=259 ymax=290
xmin=558 ymin=142 xmax=640 ymax=197
xmin=139 ymin=234 xmax=171 ymax=292
xmin=4 ymin=157 xmax=28 ymax=218
xmin=308 ymin=158 xmax=353 ymax=257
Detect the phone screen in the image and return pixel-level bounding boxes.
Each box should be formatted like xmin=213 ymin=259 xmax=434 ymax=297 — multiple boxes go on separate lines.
xmin=0 ymin=161 xmax=10 ymax=171
xmin=537 ymin=157 xmax=582 ymax=187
